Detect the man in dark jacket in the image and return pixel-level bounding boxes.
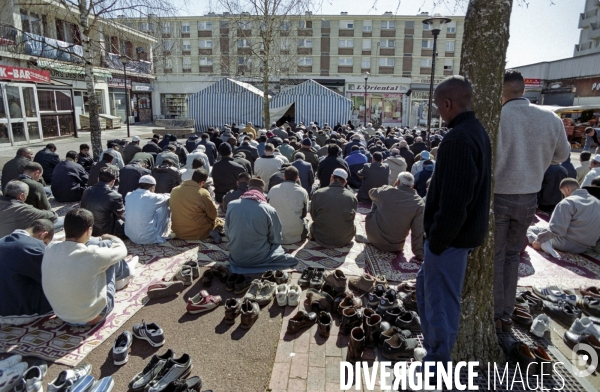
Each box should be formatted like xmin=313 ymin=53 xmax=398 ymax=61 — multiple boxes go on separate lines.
xmin=185 ymin=134 xmax=200 ymax=153
xmin=233 ymin=151 xmax=253 ymax=175
xmin=168 ymin=135 xmax=188 ymax=166
xmin=155 ymin=145 xmax=180 ymax=168
xmin=291 ymin=152 xmax=314 ymax=196
xmin=538 ymin=163 xmax=568 ymax=213
xmin=131 ymin=151 xmax=155 ymax=169
xmin=142 ymin=138 xmax=162 ymax=157
xmin=118 ymin=160 xmax=151 ymax=201
xmin=50 ymin=151 xmax=89 ymax=202
xmin=417 ymin=76 xmax=492 ymax=374
xmin=0 ymin=181 xmax=58 ymax=238
xmin=18 ymin=163 xmax=51 ymax=211
xmin=293 ymin=139 xmax=319 ymax=173
xmin=357 ymin=152 xmax=390 ymax=203
xmin=343 ymin=134 xmax=363 ymax=157
xmin=2 ymin=147 xmax=34 ymax=191
xmin=222 ymin=172 xmax=251 ymax=212
xmin=212 ymin=143 xmax=247 ymax=203
xmin=152 ymin=159 xmax=183 ymax=194
xmin=561 ymin=156 xmax=577 ymax=179
xmin=80 ymin=167 xmax=125 ymax=236
xmin=200 ymin=133 xmax=218 ymax=165
xmin=158 ymin=134 xmax=171 ymax=149
xmin=317 ymin=144 xmax=350 ymax=188
xmin=122 ymin=136 xmax=142 ymax=165
xmin=414 ymin=160 xmax=435 ymax=197
xmin=89 ymin=152 xmax=118 ymax=187
xmin=34 ymin=143 xmax=60 ymax=184
xmin=399 ymin=141 xmax=415 ymax=172
xmin=235 ymin=137 xmax=260 ymax=165
xmin=345 ymin=145 xmax=369 ymax=189
xmin=410 ymin=137 xmax=428 ymax=156
xmin=77 ymin=144 xmax=94 ymax=173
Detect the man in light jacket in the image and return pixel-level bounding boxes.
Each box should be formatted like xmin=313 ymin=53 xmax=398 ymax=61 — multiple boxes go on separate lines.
xmin=268 ymin=167 xmax=309 ymax=244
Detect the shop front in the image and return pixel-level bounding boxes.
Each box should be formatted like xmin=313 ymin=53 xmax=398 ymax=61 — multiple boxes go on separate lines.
xmin=408 ymin=77 xmax=444 ymax=128
xmin=132 ymin=82 xmax=153 ymax=123
xmin=345 ymin=81 xmax=409 ymax=128
xmin=108 ymin=78 xmax=153 ymax=123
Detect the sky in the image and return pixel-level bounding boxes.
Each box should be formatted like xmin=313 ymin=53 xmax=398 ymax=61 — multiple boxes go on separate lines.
xmin=176 ymin=0 xmax=585 ymax=68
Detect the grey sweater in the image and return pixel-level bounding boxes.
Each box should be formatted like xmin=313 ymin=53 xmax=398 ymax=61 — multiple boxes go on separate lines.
xmin=495 ymin=98 xmax=570 ymax=194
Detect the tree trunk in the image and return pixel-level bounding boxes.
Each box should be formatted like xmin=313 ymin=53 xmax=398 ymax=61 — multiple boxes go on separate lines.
xmin=262 ymin=49 xmax=271 ymax=128
xmin=452 ymin=0 xmax=513 ymax=365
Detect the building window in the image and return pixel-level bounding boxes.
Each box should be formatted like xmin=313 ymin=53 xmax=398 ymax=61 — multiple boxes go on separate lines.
xmin=163 ymin=40 xmax=173 ymax=51
xmin=238 ymin=57 xmax=249 ymax=65
xmin=339 ymin=39 xmax=354 ymax=48
xmin=20 ymin=11 xmax=43 ymax=35
xmin=183 ymin=57 xmax=191 ymax=69
xmin=198 ymin=21 xmax=212 ymax=30
xmin=237 ymin=39 xmax=250 ymax=47
xmin=182 ymin=40 xmax=191 ymax=51
xmin=443 ymin=59 xmax=453 ymax=70
xmin=363 ymin=21 xmax=372 ymax=32
xmin=298 ymin=20 xmax=313 ymax=29
xmin=281 ymin=40 xmax=291 ymax=50
xmin=298 ymin=57 xmax=312 ymax=65
xmin=238 ymin=20 xmax=252 ymax=30
xmin=298 ymin=39 xmax=312 ymax=47
xmin=198 ymin=40 xmax=213 ymax=48
xmin=380 ymin=39 xmax=394 ymax=48
xmin=339 ymin=20 xmax=354 ymax=29
xmin=161 ymin=22 xmax=171 ymax=33
xmin=338 ymin=57 xmax=353 ymax=66
xmin=422 ymin=39 xmax=433 ymax=49
xmin=182 ymin=22 xmax=190 ymax=33
xmin=321 ymin=20 xmax=330 ymax=28
xmin=446 ymin=22 xmax=456 ymax=33
xmin=220 ymin=20 xmax=229 ymax=28
xmin=445 ymin=41 xmax=455 ymax=51
xmin=423 ymin=23 xmax=431 ymax=30
xmin=280 ymin=21 xmax=290 ymax=31
xmin=420 ymin=58 xmax=432 ymax=67
xmin=361 ymin=58 xmax=370 ymax=68
xmin=362 ymin=40 xmax=371 ymax=50
xmin=199 ymin=57 xmax=213 ymax=66
xmin=405 ymin=21 xmax=415 ymax=29
xmin=381 ymin=21 xmax=396 ymax=30
xmin=379 ymin=58 xmax=394 ymax=66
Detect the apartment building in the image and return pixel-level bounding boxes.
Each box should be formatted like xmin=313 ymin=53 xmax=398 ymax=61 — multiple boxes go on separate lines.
xmin=575 ymin=0 xmax=600 ymax=56
xmin=129 ymin=11 xmax=463 ymax=127
xmin=0 ymin=0 xmax=155 ymax=145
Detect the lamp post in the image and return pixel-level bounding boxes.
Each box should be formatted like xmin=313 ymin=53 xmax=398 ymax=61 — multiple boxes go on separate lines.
xmin=363 ymin=71 xmax=369 ymax=128
xmin=120 ymin=55 xmax=131 ymax=137
xmin=423 ymin=14 xmax=451 ymax=147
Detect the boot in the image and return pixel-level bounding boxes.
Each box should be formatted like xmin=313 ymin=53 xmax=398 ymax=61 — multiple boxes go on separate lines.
xmin=347 ymin=327 xmax=365 ymax=362
xmin=364 ymin=314 xmax=382 ymax=347
xmin=338 ymin=293 xmax=362 ymax=316
xmin=362 ymin=308 xmax=375 ymax=330
xmin=341 ymin=307 xmax=362 ymax=335
xmin=318 ymin=311 xmax=332 ymax=338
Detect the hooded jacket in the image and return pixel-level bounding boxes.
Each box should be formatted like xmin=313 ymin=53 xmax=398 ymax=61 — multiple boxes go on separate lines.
xmin=384 ymin=156 xmax=407 ymax=185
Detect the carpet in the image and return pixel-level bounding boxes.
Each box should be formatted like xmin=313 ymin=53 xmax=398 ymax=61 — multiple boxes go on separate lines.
xmin=0 ymin=239 xmax=197 ymax=366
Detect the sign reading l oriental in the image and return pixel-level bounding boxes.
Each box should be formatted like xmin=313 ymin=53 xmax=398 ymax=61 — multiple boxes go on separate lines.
xmin=346 ymin=83 xmax=409 ymax=93
xmin=0 ymin=65 xmax=51 ymax=83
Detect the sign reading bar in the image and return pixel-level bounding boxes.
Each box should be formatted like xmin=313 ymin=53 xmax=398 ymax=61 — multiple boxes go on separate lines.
xmin=524 ymin=78 xmax=542 ymax=87
xmin=0 ymin=65 xmax=50 ymax=83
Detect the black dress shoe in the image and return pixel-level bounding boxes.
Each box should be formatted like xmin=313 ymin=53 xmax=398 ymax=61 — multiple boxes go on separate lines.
xmin=287 ymin=310 xmax=317 ymax=334
xmin=543 ymin=300 xmax=581 ymax=326
xmin=511 ymin=308 xmax=533 ymax=327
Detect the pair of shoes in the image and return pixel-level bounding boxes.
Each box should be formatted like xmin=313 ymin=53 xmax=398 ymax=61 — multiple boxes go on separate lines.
xmin=47 ymin=363 xmax=92 ymax=392
xmin=318 ymin=311 xmax=333 ymax=338
xmin=225 ymin=274 xmax=252 ymax=294
xmin=129 ymin=350 xmax=174 ymax=391
xmin=186 ymin=290 xmax=222 ymax=314
xmin=240 ymin=299 xmax=260 ymax=329
xmin=306 ymin=288 xmax=333 ymax=312
xmin=145 ymin=354 xmax=192 ymax=392
xmin=261 ymin=270 xmax=290 ymax=284
xmin=11 ymin=361 xmax=48 ymax=392
xmin=0 ymin=356 xmax=30 ymax=392
xmin=200 ymin=265 xmax=229 ymax=287
xmin=543 ymin=300 xmax=582 ymax=326
xmin=580 ymin=286 xmax=600 ymax=299
xmin=517 ymin=290 xmax=543 ymax=311
xmin=287 ymin=310 xmax=317 ymax=334
xmin=132 ymin=320 xmax=165 ymax=347
xmin=568 ymin=317 xmax=600 ymax=339
xmin=336 ymin=292 xmax=362 ymax=317
xmin=530 ymin=314 xmax=551 ymax=338
xmin=298 ymin=267 xmax=325 ymax=289
xmin=275 ymin=284 xmax=301 ymax=307
xmin=376 ymin=288 xmax=402 ymax=316
xmin=511 ymin=308 xmax=533 ymax=327
xmin=380 ymin=331 xmax=419 ymax=360
xmin=499 ymin=336 xmax=551 ymax=374
xmin=367 ymin=284 xmax=386 ymax=310
xmin=164 ymin=375 xmax=202 ymax=392
xmin=147 ymin=281 xmax=185 ymax=300
xmin=341 ymin=307 xmax=363 ymax=335
xmin=175 ymin=265 xmax=194 ymax=286
xmin=183 ymin=261 xmax=199 ymax=279
xmin=397 ymin=279 xmax=416 ymax=294
xmin=324 ymin=269 xmax=347 ymax=293
xmin=576 ymin=296 xmax=600 ymax=317
xmin=394 ymin=310 xmax=421 ymax=332
xmin=563 ymin=331 xmax=600 ymax=359
xmin=244 ymin=280 xmax=277 ymax=306
xmin=348 ymin=273 xmax=375 ymax=294
xmin=397 ymin=291 xmax=419 ymax=313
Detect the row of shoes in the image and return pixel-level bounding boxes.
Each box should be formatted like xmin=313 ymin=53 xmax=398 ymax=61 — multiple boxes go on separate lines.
xmin=0 ymin=355 xmax=46 ymax=392
xmin=534 ymin=285 xmax=600 ymax=318
xmin=128 ymin=349 xmax=205 ymax=392
xmin=563 ymin=317 xmax=600 ymax=359
xmin=47 ymin=363 xmax=114 ymax=392
xmin=498 ymin=335 xmax=552 ymax=375
xmin=112 ymin=321 xmax=165 ymax=367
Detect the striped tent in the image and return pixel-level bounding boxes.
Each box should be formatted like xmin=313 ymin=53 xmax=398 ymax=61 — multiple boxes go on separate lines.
xmin=270 ymin=80 xmax=352 ymax=127
xmin=187 ymin=78 xmax=269 ymax=132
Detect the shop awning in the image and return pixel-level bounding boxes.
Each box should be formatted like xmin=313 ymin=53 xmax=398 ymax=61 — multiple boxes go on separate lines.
xmin=37 ymin=60 xmax=112 ymax=78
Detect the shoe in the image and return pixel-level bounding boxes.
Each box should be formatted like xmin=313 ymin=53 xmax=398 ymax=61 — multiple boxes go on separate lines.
xmin=298 ymin=267 xmax=314 ymax=287
xmin=564 ymin=331 xmax=600 ymax=355
xmin=530 ymin=314 xmax=551 ymax=338
xmin=499 ymin=336 xmax=536 ymax=368
xmin=132 ymin=320 xmax=165 ymax=347
xmin=47 ymin=363 xmax=92 ymax=392
xmin=174 ymin=266 xmax=193 ymax=286
xmin=533 ymin=285 xmax=566 ymax=302
xmin=165 ymin=376 xmax=202 ymax=392
xmin=200 ymin=270 xmax=213 ymax=287
xmin=234 ymin=275 xmax=252 ymax=294
xmin=14 ymin=363 xmax=47 ymax=392
xmin=309 ymin=268 xmax=325 ymax=289
xmin=511 ymin=308 xmax=533 ymax=327
xmin=324 ymin=269 xmax=347 ymax=293
xmin=354 ymin=234 xmax=371 ymax=244
xmin=243 ymin=279 xmax=262 ymax=301
xmin=112 ymin=330 xmax=133 ymax=366
xmin=569 ymin=317 xmax=600 ymax=339
xmin=306 ymin=288 xmax=333 ymax=312
xmin=337 ymin=293 xmax=361 ymax=316
xmin=275 ymin=284 xmax=289 ymax=306
xmin=500 ymin=318 xmax=513 ymax=332
xmin=543 ymin=300 xmax=581 ymax=326
xmin=364 ymin=314 xmax=382 ymax=347
xmin=69 ymin=374 xmax=95 ymax=392
xmin=0 ymin=355 xmax=21 ymax=369
xmin=318 ymin=311 xmax=332 ymax=338
xmin=530 ymin=345 xmax=552 ymax=375
xmin=576 ymin=296 xmax=600 ymax=317
xmin=0 ymin=363 xmax=26 ymax=392
xmin=381 ymin=333 xmax=418 ymax=360
xmin=403 ymin=292 xmax=419 ymax=313
xmin=255 ymin=281 xmax=277 ymax=306
xmin=287 ymin=310 xmax=317 ymax=334
xmin=274 ymin=270 xmax=289 ymax=284
xmin=147 ymin=281 xmax=184 ymax=299
xmin=208 ymin=229 xmax=222 ymax=244
xmin=379 ymin=327 xmax=412 ymax=349
xmin=225 ymin=273 xmax=240 ymax=291
xmin=519 ymin=290 xmax=543 ymax=311
xmin=287 ymin=284 xmax=301 ymax=307
xmin=89 ymin=376 xmax=114 ymax=392
xmin=375 ymin=275 xmax=388 ymax=290
xmin=129 ymin=350 xmax=174 ymax=391
xmin=347 ymin=327 xmax=365 ymax=361
xmin=211 ymin=265 xmax=229 ymax=283
xmin=515 ymin=296 xmax=531 ymax=312
xmin=362 ymin=308 xmax=376 ymax=330
xmin=383 ymin=307 xmax=403 ymax=323
xmin=224 ymin=298 xmax=242 ymax=325
xmin=183 ymin=261 xmax=199 ymax=279
xmin=394 ymin=311 xmax=421 ymax=332
xmin=514 ymin=303 xmax=530 ymax=313
xmin=414 ymin=347 xmax=427 ymax=362
xmin=146 ymin=354 xmax=192 ymax=392
xmin=397 ymin=280 xmax=416 ymax=293
xmin=340 ymin=307 xmax=363 ymax=335
xmin=240 ymin=299 xmax=260 ymax=329
xmin=580 ymin=286 xmax=600 ymax=299
xmin=376 ymin=289 xmax=400 ymax=316
xmin=186 ymin=290 xmax=222 ymax=314
xmin=261 ymin=270 xmax=275 ymax=282
xmin=348 ymin=274 xmax=375 ymax=294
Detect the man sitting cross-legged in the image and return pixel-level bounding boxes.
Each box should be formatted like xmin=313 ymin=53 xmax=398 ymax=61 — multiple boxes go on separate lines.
xmin=226 ymin=178 xmax=299 ymax=273
xmin=356 ymin=172 xmax=425 ymax=259
xmin=268 ymin=166 xmax=309 ymax=245
xmin=18 ymin=162 xmax=51 ymax=211
xmin=152 ymin=158 xmax=182 ymax=194
xmin=222 ymin=171 xmax=251 ymax=213
xmin=42 ymin=208 xmax=136 ymax=325
xmin=527 ymin=178 xmax=600 ymax=256
xmin=51 ymin=150 xmax=89 ymax=202
xmin=125 ymin=175 xmax=171 ymax=245
xmin=0 ymin=219 xmax=55 ymax=324
xmin=170 ymin=168 xmax=223 ymax=243
xmin=80 ymin=167 xmax=125 ymax=237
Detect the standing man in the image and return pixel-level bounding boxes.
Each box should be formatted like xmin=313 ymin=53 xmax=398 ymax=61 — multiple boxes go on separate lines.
xmin=417 ymin=76 xmax=492 ymax=379
xmin=493 ymin=70 xmax=570 ymax=332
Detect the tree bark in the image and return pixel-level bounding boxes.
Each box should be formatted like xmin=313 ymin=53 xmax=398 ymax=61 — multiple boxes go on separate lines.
xmin=452 ymin=0 xmax=513 ymax=365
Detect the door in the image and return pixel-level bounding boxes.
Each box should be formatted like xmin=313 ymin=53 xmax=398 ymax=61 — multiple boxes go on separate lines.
xmin=0 ymin=85 xmax=10 ymax=145
xmin=1 ymin=83 xmax=43 ymax=145
xmin=74 ymin=91 xmax=84 ymax=129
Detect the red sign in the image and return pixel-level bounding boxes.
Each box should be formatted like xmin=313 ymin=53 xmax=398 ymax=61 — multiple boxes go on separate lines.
xmin=524 ymin=78 xmax=542 ymax=87
xmin=0 ymin=65 xmax=50 ymax=83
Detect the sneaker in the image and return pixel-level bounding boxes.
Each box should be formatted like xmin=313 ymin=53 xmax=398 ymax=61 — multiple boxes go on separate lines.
xmin=298 ymin=267 xmax=314 ymax=287
xmin=306 ymin=288 xmax=333 ymax=312
xmin=69 ymin=374 xmax=95 ymax=392
xmin=225 ymin=273 xmax=240 ymax=291
xmin=287 ymin=284 xmax=301 ymax=307
xmin=576 ymin=295 xmax=600 ymax=317
xmin=287 ymin=310 xmax=317 ymax=334
xmin=530 ymin=314 xmax=551 ymax=338
xmin=211 ymin=265 xmax=229 ymax=283
xmin=0 ymin=355 xmax=21 ymax=370
xmin=112 ymin=331 xmax=133 ymax=366
xmin=394 ymin=311 xmax=421 ymax=332
xmin=309 ymin=268 xmax=325 ymax=289
xmin=132 ymin=320 xmax=165 ymax=347
xmin=240 ymin=299 xmax=260 ymax=329
xmin=376 ymin=289 xmax=400 ymax=315
xmin=261 ymin=270 xmax=276 ymax=282
xmin=47 ymin=363 xmax=92 ymax=392
xmin=543 ymin=300 xmax=582 ymax=326
xmin=275 ymin=284 xmax=289 ymax=306
xmin=128 ymin=350 xmax=174 ymax=391
xmin=224 ymin=298 xmax=242 ymax=325
xmin=375 ymin=275 xmax=389 ymax=289
xmin=324 ymin=269 xmax=347 ymax=293
xmin=413 ymin=347 xmax=427 ymax=362
xmin=174 ymin=266 xmax=193 ymax=286
xmin=0 ymin=363 xmax=27 ymax=392
xmin=381 ymin=334 xmax=418 ymax=360
xmin=243 ymin=279 xmax=263 ymax=301
xmin=200 ymin=270 xmax=214 ymax=287
xmin=274 ymin=270 xmax=289 ymax=284
xmin=166 ymin=376 xmax=202 ymax=392
xmin=146 ymin=354 xmax=192 ymax=392
xmin=569 ymin=317 xmax=600 ymax=339
xmin=89 ymin=376 xmax=114 ymax=392
xmin=348 ymin=273 xmax=375 ymax=294
xmin=183 ymin=260 xmax=200 ymax=279
xmin=147 ymin=281 xmax=184 ymax=300
xmin=15 ymin=363 xmax=47 ymax=392
xmin=186 ymin=290 xmax=222 ymax=314
xmin=234 ymin=275 xmax=252 ymax=295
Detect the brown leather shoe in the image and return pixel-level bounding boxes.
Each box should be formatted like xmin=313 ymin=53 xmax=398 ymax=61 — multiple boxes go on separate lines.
xmin=341 ymin=307 xmax=363 ymax=335
xmin=324 ymin=269 xmax=347 ymax=293
xmin=511 ymin=309 xmax=533 ymax=327
xmin=287 ymin=310 xmax=317 ymax=334
xmin=580 ymin=286 xmax=600 ymax=299
xmin=347 ymin=327 xmax=365 ymax=362
xmin=240 ymin=299 xmax=259 ymax=329
xmin=348 ymin=274 xmax=375 ymax=294
xmin=317 ymin=311 xmax=332 ymax=338
xmin=338 ymin=293 xmax=362 ymax=316
xmin=364 ymin=314 xmax=382 ymax=347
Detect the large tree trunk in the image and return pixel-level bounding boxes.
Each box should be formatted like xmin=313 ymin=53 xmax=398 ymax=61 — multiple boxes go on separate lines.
xmin=452 ymin=0 xmax=513 ymax=365
xmin=262 ymin=53 xmax=271 ymax=128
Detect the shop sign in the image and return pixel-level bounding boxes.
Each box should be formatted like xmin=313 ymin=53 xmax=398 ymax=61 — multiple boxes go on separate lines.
xmin=410 ymin=91 xmax=430 ymax=100
xmin=108 ymin=77 xmax=132 ymax=89
xmin=346 ymin=83 xmax=407 ymax=93
xmin=411 ymin=77 xmax=445 ymax=85
xmin=132 ymin=82 xmax=154 ymax=92
xmin=0 ymin=65 xmax=50 ymax=83
xmin=524 ymin=78 xmax=541 ymax=87
xmin=573 ymin=77 xmax=600 ymax=97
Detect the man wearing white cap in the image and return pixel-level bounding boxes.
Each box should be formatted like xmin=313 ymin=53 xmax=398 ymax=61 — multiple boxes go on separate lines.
xmin=122 ymin=136 xmax=142 ymax=165
xmin=124 ymin=175 xmax=171 ymax=244
xmin=310 ymin=168 xmax=357 ymax=248
xmin=581 ymin=154 xmax=600 ymax=188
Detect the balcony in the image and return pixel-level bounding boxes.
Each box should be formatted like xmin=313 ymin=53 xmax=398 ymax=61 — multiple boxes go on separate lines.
xmin=590 ymin=22 xmax=600 ymax=39
xmin=579 ymin=9 xmax=599 ymax=28
xmin=575 ymin=41 xmax=594 ymax=52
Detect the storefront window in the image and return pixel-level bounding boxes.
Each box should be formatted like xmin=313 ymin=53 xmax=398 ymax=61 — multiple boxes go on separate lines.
xmin=27 ymin=121 xmax=40 ymax=140
xmin=56 ymin=91 xmax=72 ymax=110
xmin=23 ymin=87 xmax=37 ymax=117
xmin=11 ymin=122 xmax=26 ymax=142
xmin=0 ymin=124 xmax=9 ymax=143
xmin=58 ymin=114 xmax=74 ymax=136
xmin=38 ymin=90 xmax=55 ymax=111
xmin=41 ymin=116 xmax=59 ymax=138
xmin=6 ymin=86 xmax=23 ymax=118
xmin=383 ymin=94 xmax=402 ymax=123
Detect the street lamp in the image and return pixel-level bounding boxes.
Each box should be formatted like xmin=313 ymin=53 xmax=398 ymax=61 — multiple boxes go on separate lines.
xmin=119 ymin=55 xmax=131 ymax=137
xmin=423 ymin=13 xmax=451 ymax=146
xmin=363 ymin=71 xmax=369 ymax=128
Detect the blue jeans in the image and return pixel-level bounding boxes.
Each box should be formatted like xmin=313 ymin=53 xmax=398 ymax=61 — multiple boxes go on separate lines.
xmin=53 ymin=217 xmax=65 ymax=232
xmin=583 ymin=133 xmax=599 ymax=152
xmin=416 ymin=241 xmax=472 ymax=368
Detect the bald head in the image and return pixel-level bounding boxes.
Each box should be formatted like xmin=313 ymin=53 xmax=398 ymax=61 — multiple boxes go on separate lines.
xmin=433 ymin=75 xmax=473 ymax=124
